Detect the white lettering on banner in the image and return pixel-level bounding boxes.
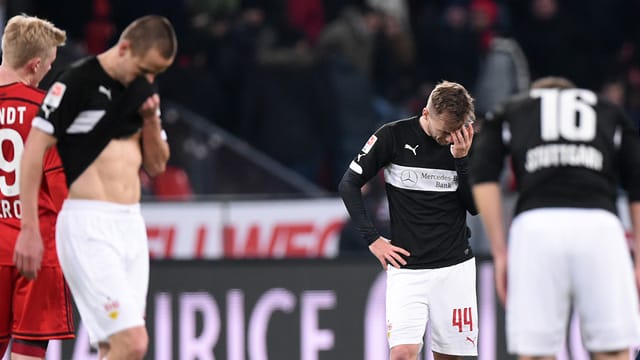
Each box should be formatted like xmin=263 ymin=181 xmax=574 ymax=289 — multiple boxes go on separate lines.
xmin=180 ymin=293 xmax=220 ymax=360
xmin=155 ymin=293 xmax=172 ymax=360
xmin=86 ymin=290 xmax=334 ymax=360
xmin=250 ymin=289 xmax=296 ymax=360
xmin=227 ymin=290 xmax=245 ymax=360
xmin=45 ymin=272 xmax=637 ymax=359
xmin=301 ymin=292 xmax=336 ymax=360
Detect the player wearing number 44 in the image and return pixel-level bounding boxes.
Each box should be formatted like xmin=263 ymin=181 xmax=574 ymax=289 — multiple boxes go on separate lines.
xmin=0 ymin=15 xmax=74 ymax=359
xmin=339 ymin=81 xmax=479 ymax=360
xmin=471 ymin=76 xmax=640 ymax=360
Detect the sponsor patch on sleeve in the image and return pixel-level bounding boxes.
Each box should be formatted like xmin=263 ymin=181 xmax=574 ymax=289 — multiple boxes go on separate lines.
xmin=43 ymin=82 xmax=67 ymax=109
xmin=361 ymin=135 xmax=377 ymax=154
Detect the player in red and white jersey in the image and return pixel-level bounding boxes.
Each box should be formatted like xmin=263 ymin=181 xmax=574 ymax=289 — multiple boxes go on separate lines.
xmin=0 ymin=15 xmax=72 ymax=359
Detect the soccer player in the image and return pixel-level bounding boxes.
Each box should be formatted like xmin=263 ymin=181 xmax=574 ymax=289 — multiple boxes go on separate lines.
xmin=14 ymin=15 xmax=177 ymax=360
xmin=339 ymin=81 xmax=479 ymax=360
xmin=0 ymin=15 xmax=71 ymax=360
xmin=471 ymin=76 xmax=640 ymax=360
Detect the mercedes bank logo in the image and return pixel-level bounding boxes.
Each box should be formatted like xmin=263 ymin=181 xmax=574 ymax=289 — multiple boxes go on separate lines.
xmin=400 ymin=170 xmax=418 ymax=187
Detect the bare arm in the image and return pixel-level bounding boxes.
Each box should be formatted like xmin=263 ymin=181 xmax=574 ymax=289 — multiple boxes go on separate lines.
xmin=630 ymin=202 xmax=640 ymax=294
xmin=472 ymin=182 xmax=508 ymax=305
xmin=139 ymin=94 xmax=169 ymax=176
xmin=14 ymin=128 xmax=57 ymax=279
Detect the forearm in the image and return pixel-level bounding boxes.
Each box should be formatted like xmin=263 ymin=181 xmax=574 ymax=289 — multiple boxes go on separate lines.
xmin=455 ymin=156 xmax=478 ymax=215
xmin=472 ymin=182 xmax=507 ymax=257
xmin=19 ymin=131 xmax=52 ymax=229
xmin=338 ymin=172 xmax=380 ymax=244
xmin=630 ymin=202 xmax=640 ymax=260
xmin=141 ymin=114 xmax=169 ymax=176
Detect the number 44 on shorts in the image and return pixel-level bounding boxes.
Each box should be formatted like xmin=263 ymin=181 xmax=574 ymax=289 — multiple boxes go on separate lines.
xmin=452 ymin=307 xmax=473 ymax=332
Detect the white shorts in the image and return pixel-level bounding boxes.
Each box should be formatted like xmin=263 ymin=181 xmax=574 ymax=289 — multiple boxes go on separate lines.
xmin=56 ymin=199 xmax=149 ymax=347
xmin=386 ymin=258 xmax=478 ymax=356
xmin=507 ymin=208 xmax=640 ymax=355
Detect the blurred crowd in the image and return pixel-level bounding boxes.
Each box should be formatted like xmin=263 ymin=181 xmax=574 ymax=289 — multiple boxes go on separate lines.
xmin=5 ymin=0 xmax=640 ymax=193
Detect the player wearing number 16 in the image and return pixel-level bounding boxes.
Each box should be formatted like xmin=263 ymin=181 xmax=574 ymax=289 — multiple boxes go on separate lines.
xmin=0 ymin=15 xmax=73 ymax=359
xmin=471 ymin=76 xmax=640 ymax=359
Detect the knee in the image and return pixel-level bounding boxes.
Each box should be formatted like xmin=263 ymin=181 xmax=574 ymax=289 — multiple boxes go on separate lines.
xmin=113 ymin=327 xmax=148 ymax=360
xmin=390 ymin=344 xmax=419 ymax=360
xmin=126 ymin=331 xmax=148 ymax=359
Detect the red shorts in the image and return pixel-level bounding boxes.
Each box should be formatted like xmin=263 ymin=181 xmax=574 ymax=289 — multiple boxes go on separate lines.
xmin=0 ymin=265 xmax=75 ymax=341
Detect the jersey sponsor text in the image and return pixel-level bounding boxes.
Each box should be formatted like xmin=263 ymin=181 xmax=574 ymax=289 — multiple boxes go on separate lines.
xmin=385 ymin=163 xmax=458 ymax=192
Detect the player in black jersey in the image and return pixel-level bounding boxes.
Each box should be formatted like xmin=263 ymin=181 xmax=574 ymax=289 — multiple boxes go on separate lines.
xmin=339 ymin=81 xmax=479 ymax=359
xmin=471 ymin=76 xmax=640 ymax=359
xmin=17 ymin=15 xmax=177 ymax=360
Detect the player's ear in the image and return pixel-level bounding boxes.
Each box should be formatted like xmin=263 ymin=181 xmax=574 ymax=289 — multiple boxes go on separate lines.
xmin=117 ymin=40 xmax=131 ymax=56
xmin=26 ymin=57 xmax=40 ymax=73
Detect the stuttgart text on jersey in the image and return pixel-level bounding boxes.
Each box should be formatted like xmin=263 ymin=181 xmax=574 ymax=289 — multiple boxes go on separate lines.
xmin=524 ymin=88 xmax=604 ymax=174
xmin=524 ymin=143 xmax=603 ymax=173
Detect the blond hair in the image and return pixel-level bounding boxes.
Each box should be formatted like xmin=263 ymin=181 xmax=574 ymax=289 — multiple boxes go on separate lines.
xmin=427 ymin=81 xmax=475 ymax=127
xmin=120 ymin=15 xmax=177 ymax=60
xmin=1 ymin=15 xmax=66 ymax=68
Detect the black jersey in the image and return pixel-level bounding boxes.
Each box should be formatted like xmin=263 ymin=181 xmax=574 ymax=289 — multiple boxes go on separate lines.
xmin=32 ymin=57 xmax=155 ymax=187
xmin=339 ymin=116 xmax=477 ymax=269
xmin=471 ymin=88 xmax=640 ymax=214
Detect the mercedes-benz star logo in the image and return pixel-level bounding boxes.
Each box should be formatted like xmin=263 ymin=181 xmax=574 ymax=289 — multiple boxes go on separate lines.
xmin=400 ymin=170 xmax=418 ymax=187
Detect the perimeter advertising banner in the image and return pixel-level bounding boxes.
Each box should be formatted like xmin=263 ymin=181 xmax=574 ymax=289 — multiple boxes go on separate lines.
xmin=141 ymin=196 xmax=632 ymax=260
xmin=143 ymin=199 xmax=348 ymax=259
xmin=31 ymin=259 xmax=612 ymax=360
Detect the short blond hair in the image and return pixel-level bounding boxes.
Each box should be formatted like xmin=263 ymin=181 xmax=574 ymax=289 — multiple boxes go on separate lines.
xmin=1 ymin=15 xmax=66 ymax=68
xmin=427 ymin=80 xmax=475 ymax=127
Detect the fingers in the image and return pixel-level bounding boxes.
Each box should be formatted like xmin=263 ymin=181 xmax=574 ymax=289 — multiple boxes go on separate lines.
xmin=385 ymin=246 xmax=410 ymax=268
xmin=13 ymin=255 xmax=39 ymax=279
xmin=370 ymin=241 xmax=410 ymax=269
xmin=392 ymin=245 xmax=411 ymax=257
xmin=377 ymin=256 xmax=388 ymax=270
xmin=467 ymin=123 xmax=475 ymax=139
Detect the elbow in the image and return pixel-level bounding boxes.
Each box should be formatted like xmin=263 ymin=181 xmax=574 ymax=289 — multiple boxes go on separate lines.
xmin=338 ymin=173 xmax=354 ymax=199
xmin=338 ymin=177 xmax=348 ymax=198
xmin=144 ymin=162 xmax=167 ymax=177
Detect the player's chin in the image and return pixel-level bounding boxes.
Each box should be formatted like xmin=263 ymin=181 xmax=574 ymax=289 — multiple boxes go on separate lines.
xmin=437 ymin=138 xmax=451 ymax=146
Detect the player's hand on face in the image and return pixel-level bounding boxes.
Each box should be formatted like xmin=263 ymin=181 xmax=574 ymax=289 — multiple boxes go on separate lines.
xmin=450 ymin=122 xmax=474 ymax=158
xmin=368 ymin=237 xmax=410 ymax=270
xmin=13 ymin=227 xmax=44 ymax=280
xmin=138 ymin=94 xmax=160 ymax=120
